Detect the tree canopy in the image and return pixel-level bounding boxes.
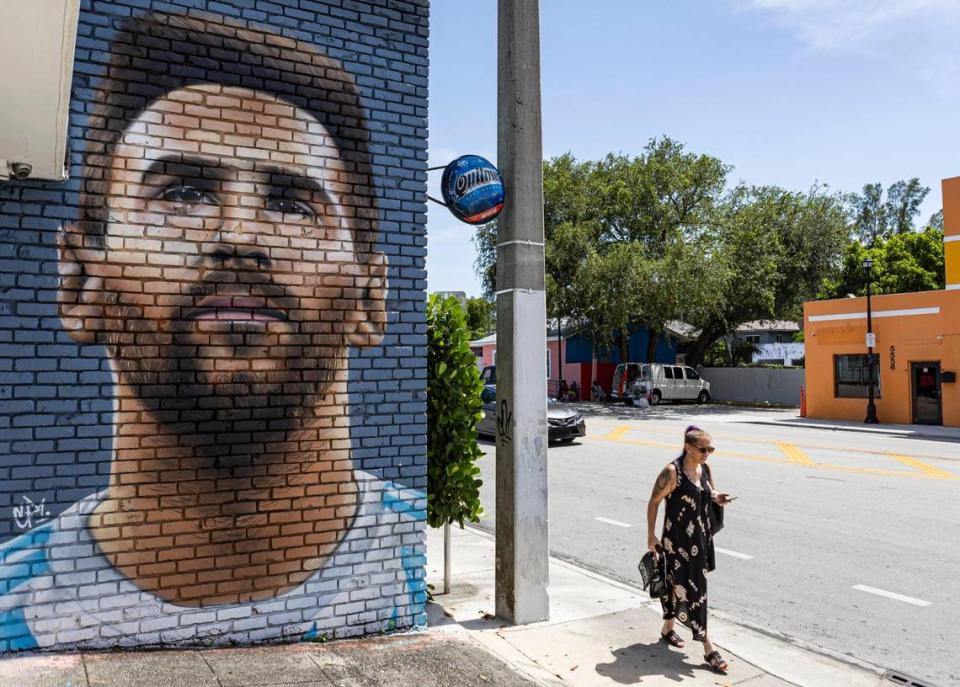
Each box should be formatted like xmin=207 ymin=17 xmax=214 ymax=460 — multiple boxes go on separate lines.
xmin=471 ymin=138 xmax=942 ymax=368
xmin=465 ymin=297 xmax=495 ymax=340
xmin=847 ymin=178 xmax=930 ymax=246
xmin=819 ymin=227 xmax=945 ymax=299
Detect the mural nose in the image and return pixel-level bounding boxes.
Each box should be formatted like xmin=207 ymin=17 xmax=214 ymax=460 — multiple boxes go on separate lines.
xmin=208 ymin=233 xmax=271 ymax=268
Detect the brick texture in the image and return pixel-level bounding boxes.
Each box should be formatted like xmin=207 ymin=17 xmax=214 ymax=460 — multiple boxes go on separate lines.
xmin=0 ymin=0 xmax=428 ymax=652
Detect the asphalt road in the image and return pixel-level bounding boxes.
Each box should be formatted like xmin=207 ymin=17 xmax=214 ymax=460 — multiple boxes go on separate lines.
xmin=472 ymin=404 xmax=960 ymax=687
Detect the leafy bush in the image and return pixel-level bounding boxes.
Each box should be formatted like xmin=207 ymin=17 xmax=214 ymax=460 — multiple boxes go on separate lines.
xmin=426 ymin=294 xmax=485 ymax=528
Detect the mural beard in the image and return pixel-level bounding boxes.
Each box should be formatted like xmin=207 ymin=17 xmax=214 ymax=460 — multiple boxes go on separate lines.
xmin=103 ymin=269 xmax=345 ymax=467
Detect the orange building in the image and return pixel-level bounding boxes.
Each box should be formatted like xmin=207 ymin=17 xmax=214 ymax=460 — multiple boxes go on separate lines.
xmin=803 ymin=176 xmax=960 ymax=426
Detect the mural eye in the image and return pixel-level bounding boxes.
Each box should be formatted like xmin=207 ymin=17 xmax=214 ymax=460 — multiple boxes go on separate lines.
xmin=161 ymin=186 xmax=218 ymax=207
xmin=267 ymin=198 xmax=315 ymax=218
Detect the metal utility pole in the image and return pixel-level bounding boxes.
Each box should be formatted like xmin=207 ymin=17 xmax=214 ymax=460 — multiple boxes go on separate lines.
xmin=494 ymin=0 xmax=550 ymax=624
xmin=863 ymin=258 xmax=879 ymax=424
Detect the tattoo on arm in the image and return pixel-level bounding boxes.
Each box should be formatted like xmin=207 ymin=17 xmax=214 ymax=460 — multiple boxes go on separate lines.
xmin=655 ymin=468 xmax=669 ymax=490
xmin=654 ymin=466 xmax=673 ymax=494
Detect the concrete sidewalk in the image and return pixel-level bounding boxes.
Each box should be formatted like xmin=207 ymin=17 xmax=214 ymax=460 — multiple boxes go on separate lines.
xmin=0 ymin=524 xmax=888 ymax=687
xmin=0 ymin=631 xmax=541 ymax=687
xmin=746 ymin=414 xmax=960 ymax=443
xmin=426 ymin=525 xmax=886 ymax=687
xmin=571 ymin=399 xmax=960 ymax=444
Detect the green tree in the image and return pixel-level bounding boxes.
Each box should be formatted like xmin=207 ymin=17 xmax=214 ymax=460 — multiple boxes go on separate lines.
xmin=591 ymin=138 xmax=729 ymax=248
xmin=635 ymin=235 xmax=724 ymax=362
xmin=472 ymin=220 xmax=498 ymax=300
xmin=702 ymin=338 xmax=759 ymax=367
xmin=819 ymin=227 xmax=945 ymax=298
xmin=556 ymin=139 xmax=729 ymax=361
xmin=473 ymin=143 xmax=849 ymax=369
xmin=848 ymin=178 xmax=930 ymax=245
xmin=575 ymin=241 xmax=647 ymax=361
xmin=465 ymin=297 xmax=494 ymax=340
xmin=849 ymin=182 xmax=887 ymax=245
xmin=684 ymin=185 xmax=848 ymax=367
xmin=426 ymin=295 xmax=484 ymax=528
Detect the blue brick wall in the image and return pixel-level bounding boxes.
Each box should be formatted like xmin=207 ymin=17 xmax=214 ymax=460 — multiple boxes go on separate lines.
xmin=0 ymin=0 xmax=428 ymax=651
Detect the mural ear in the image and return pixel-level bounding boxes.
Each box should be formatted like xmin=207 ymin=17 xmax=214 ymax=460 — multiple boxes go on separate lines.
xmin=58 ymin=223 xmax=105 ymax=344
xmin=346 ymin=252 xmax=388 ymax=347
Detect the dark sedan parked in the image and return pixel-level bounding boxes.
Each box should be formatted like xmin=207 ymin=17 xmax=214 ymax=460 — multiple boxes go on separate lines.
xmin=476 ymin=385 xmax=586 ymax=443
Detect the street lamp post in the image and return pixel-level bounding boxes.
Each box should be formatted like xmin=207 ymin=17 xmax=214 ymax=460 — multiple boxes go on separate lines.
xmin=863 ymin=257 xmax=879 ymax=424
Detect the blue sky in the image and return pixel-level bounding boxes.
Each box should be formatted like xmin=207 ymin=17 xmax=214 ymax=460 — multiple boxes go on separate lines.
xmin=425 ymin=0 xmax=960 ymax=297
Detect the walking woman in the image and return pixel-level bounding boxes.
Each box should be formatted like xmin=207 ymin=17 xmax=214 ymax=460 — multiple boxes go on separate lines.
xmin=646 ymin=425 xmax=734 ymax=673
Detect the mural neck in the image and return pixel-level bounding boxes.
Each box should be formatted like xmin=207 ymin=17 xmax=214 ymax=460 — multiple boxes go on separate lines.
xmin=87 ymin=377 xmax=360 ymax=606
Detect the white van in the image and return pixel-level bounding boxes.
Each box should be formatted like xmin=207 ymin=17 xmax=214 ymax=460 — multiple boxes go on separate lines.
xmin=610 ymin=363 xmax=711 ymax=405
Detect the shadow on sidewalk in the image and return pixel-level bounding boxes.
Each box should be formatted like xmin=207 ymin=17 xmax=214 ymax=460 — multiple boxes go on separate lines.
xmin=569 ymin=401 xmax=796 ymax=423
xmin=595 ymin=641 xmax=699 ymax=684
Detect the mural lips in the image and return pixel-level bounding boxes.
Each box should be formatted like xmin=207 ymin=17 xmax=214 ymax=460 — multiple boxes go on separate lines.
xmin=440 ymin=154 xmax=505 ymax=225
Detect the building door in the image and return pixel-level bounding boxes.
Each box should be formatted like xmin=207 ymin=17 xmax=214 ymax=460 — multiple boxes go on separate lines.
xmin=911 ymin=362 xmax=942 ymax=425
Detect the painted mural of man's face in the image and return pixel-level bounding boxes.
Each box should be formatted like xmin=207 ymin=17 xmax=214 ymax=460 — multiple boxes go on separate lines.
xmin=56 ymin=79 xmax=388 ymax=606
xmin=60 ymin=84 xmax=387 ymax=460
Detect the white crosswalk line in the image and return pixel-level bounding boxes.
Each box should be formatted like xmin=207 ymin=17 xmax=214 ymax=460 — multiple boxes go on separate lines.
xmin=852 ymin=585 xmax=931 ymax=607
xmin=594 ymin=516 xmax=632 ymax=528
xmin=715 ymin=547 xmax=754 ymax=560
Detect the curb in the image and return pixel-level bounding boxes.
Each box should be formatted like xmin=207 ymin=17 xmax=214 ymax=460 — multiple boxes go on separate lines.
xmin=461 ymin=526 xmax=885 ymax=687
xmin=747 ymin=419 xmax=960 ymax=443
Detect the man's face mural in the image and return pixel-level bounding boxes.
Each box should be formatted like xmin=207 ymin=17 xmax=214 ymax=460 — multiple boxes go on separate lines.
xmin=55 ymin=65 xmax=388 ymax=605
xmin=60 ymin=84 xmax=387 ymax=458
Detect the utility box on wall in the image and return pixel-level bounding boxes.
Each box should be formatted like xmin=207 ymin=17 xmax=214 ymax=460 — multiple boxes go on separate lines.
xmin=0 ymin=0 xmax=80 ymax=181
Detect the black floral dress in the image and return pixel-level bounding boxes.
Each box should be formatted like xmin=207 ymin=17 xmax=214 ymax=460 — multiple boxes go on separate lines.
xmin=659 ymin=457 xmax=717 ymax=640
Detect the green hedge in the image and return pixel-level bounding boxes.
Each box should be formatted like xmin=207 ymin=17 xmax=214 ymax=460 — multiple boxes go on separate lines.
xmin=426 ymin=294 xmax=485 ymax=528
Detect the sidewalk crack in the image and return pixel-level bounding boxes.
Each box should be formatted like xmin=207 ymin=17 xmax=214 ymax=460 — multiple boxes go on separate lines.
xmin=198 ymin=649 xmax=224 ymax=687
xmin=304 ymin=650 xmax=340 ymax=686
xmin=81 ymin=651 xmax=91 ymax=687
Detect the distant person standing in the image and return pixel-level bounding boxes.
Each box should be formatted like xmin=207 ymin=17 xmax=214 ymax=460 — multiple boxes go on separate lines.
xmin=558 ymin=378 xmax=569 ymax=402
xmin=591 ymin=380 xmax=606 ymax=402
xmin=646 ymin=426 xmax=734 ymax=674
xmin=569 ymin=381 xmax=580 ymax=401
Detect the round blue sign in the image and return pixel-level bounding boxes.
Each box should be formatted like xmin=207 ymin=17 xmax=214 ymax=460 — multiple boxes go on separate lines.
xmin=440 ymin=155 xmax=505 ymax=224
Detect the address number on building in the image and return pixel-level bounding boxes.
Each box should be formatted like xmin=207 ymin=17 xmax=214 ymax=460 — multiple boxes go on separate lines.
xmin=866 ymin=333 xmax=876 ymax=348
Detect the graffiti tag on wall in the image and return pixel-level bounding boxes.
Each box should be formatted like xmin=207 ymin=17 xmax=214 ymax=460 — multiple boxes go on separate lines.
xmin=12 ymin=496 xmax=50 ymax=531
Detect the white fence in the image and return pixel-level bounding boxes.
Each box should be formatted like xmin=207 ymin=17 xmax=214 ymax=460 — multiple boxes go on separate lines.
xmin=700 ymin=367 xmax=804 ymax=407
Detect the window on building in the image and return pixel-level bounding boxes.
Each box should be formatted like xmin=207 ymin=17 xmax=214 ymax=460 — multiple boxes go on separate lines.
xmin=775 ymin=335 xmax=784 ymax=344
xmin=746 ymin=334 xmax=761 ymax=345
xmin=834 ymin=354 xmax=881 ymax=398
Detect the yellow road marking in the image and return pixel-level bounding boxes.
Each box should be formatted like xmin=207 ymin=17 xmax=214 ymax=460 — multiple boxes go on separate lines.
xmin=604 ymin=426 xmax=632 ymax=442
xmin=589 ymin=428 xmax=955 ymax=480
xmin=594 ymin=429 xmax=791 ymax=465
xmin=777 ymin=442 xmax=816 ymax=467
xmin=589 ymin=420 xmax=960 ymax=464
xmin=887 ymin=453 xmax=957 ymax=480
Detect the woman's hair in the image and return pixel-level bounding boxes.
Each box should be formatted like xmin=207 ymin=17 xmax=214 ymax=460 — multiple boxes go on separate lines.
xmin=680 ymin=424 xmax=711 ymax=456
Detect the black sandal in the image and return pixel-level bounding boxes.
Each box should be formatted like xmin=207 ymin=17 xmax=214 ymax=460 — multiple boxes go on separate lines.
xmin=659 ymin=630 xmax=685 ymax=648
xmin=704 ymin=650 xmax=728 ymax=673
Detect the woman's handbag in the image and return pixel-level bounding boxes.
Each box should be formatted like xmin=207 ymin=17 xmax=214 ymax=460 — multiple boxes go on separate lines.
xmin=638 ymin=549 xmax=667 ymax=598
xmin=703 ymin=463 xmax=724 ymax=535
xmin=708 ymin=498 xmax=724 ymax=535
